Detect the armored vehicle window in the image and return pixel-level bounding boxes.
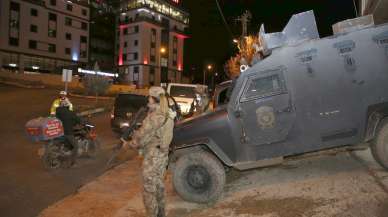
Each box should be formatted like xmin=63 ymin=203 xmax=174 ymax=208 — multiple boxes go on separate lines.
xmin=242 ymin=74 xmax=283 ymax=101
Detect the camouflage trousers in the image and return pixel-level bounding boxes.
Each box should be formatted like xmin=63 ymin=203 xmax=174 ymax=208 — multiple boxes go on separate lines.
xmin=142 ymin=149 xmax=169 ymax=217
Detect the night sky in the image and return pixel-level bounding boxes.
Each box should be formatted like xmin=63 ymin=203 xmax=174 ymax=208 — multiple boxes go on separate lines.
xmin=182 ymin=0 xmax=357 ymax=81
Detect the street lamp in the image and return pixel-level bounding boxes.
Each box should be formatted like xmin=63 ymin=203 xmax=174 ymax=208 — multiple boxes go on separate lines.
xmin=159 ymin=46 xmax=167 ymax=83
xmin=203 ymin=64 xmax=213 ymax=85
xmin=160 ymin=47 xmax=166 ymax=54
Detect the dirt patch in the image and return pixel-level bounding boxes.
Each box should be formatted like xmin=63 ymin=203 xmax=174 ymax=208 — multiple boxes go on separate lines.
xmin=221 ymin=196 xmax=323 ymax=217
xmin=378 ymin=201 xmax=388 ymax=217
xmin=167 ymin=196 xmax=327 ymax=217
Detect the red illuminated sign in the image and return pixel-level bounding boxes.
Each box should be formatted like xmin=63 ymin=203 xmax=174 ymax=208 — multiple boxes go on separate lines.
xmin=172 ymin=0 xmax=179 ymax=4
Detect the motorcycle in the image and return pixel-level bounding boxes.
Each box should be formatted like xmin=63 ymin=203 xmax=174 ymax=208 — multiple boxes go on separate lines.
xmin=38 ymin=121 xmax=100 ymax=169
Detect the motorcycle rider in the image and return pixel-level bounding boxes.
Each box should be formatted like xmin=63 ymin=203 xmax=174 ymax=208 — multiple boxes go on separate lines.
xmin=50 ymin=91 xmax=73 ymax=116
xmin=55 ymin=100 xmax=80 ymax=163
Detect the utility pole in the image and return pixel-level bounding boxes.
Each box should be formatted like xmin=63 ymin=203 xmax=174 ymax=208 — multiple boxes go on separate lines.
xmin=236 ymin=10 xmax=252 ymax=37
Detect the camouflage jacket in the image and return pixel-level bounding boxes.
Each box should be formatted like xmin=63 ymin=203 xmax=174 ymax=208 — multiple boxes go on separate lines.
xmin=132 ymin=107 xmax=176 ymax=155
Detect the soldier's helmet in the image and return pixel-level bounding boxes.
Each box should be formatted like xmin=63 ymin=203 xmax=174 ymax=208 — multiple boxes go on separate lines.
xmin=149 ymin=86 xmax=165 ymax=99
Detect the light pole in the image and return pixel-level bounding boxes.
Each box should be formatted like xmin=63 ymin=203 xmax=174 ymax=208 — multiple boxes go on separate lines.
xmin=159 ymin=46 xmax=166 ymax=84
xmin=203 ymin=64 xmax=212 ymax=85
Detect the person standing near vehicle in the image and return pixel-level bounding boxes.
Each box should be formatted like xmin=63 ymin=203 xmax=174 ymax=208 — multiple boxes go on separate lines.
xmin=121 ymin=86 xmax=176 ymax=217
xmin=50 ymin=91 xmax=73 ymax=115
xmin=56 ymin=101 xmax=80 ymax=163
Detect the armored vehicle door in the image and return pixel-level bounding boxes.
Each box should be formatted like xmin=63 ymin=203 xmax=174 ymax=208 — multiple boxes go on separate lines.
xmin=235 ymin=68 xmax=296 ymax=145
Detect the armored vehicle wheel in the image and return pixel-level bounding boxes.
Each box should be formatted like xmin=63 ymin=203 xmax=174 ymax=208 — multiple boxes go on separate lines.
xmin=172 ymin=151 xmax=225 ymax=203
xmin=371 ymin=122 xmax=388 ymax=170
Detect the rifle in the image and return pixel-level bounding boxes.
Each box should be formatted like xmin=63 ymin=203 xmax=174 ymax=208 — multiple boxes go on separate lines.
xmin=105 ymin=106 xmax=148 ymax=170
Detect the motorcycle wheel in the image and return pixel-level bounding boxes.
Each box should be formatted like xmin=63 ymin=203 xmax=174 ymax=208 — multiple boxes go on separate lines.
xmin=42 ymin=150 xmax=62 ymax=170
xmin=87 ymin=138 xmax=101 ymax=158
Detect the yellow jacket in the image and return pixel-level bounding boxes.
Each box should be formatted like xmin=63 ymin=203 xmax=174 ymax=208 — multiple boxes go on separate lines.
xmin=50 ymin=98 xmax=73 ymax=115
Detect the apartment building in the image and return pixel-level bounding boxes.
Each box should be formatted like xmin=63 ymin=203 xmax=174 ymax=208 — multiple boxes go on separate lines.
xmin=116 ymin=0 xmax=189 ymax=87
xmin=0 ymin=0 xmax=90 ymax=73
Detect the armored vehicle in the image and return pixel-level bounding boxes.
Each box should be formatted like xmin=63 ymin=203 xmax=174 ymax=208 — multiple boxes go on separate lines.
xmin=170 ymin=11 xmax=388 ymax=203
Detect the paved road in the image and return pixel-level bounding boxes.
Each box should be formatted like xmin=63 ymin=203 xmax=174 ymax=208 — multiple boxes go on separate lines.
xmin=0 ymin=84 xmax=118 ymax=217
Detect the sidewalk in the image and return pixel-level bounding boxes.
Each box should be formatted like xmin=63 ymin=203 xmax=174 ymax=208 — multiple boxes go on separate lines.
xmin=39 ymin=149 xmax=388 ymax=217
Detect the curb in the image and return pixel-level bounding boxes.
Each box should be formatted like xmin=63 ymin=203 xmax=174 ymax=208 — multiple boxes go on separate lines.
xmin=77 ymin=107 xmax=107 ymax=117
xmin=69 ymin=93 xmax=114 ymax=100
xmin=0 ymin=80 xmax=45 ymax=89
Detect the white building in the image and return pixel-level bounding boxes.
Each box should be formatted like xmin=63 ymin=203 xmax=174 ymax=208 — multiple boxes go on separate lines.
xmin=116 ymin=0 xmax=189 ymax=87
xmin=0 ymin=0 xmax=90 ymax=73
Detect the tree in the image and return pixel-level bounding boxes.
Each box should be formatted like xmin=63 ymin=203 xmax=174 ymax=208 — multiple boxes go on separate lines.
xmin=82 ymin=74 xmax=111 ymax=95
xmin=225 ymin=35 xmax=264 ymax=79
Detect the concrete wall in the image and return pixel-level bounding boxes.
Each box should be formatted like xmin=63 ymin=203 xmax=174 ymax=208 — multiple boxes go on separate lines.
xmin=0 ymin=70 xmax=144 ymax=95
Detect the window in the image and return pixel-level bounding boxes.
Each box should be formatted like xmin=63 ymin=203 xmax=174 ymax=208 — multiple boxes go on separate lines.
xmin=133 ymin=53 xmax=138 ymax=60
xmin=65 ymin=17 xmax=72 ymax=26
xmin=242 ymin=74 xmax=284 ymax=101
xmin=82 ymin=9 xmax=87 ymax=16
xmin=49 ymin=13 xmax=57 ymax=21
xmin=134 ymin=40 xmax=138 ymax=46
xmin=134 ymin=26 xmax=139 ymax=33
xmin=122 ymin=54 xmax=127 ymax=61
xmin=10 ymin=2 xmax=20 ymax=11
xmin=30 ymin=25 xmax=38 ymax=33
xmin=151 ymin=28 xmax=156 ymax=43
xmin=173 ymin=36 xmax=178 ymax=49
xmin=124 ymin=42 xmax=127 ymax=47
xmin=30 ymin=8 xmax=38 ymax=16
xmin=66 ymin=4 xmax=72 ymax=11
xmin=48 ymin=29 xmax=56 ymax=37
xmin=50 ymin=0 xmax=56 ymax=6
xmin=10 ymin=19 xmax=19 ymax=28
xmin=65 ymin=33 xmax=72 ymax=40
xmin=150 ymin=55 xmax=156 ymax=62
xmin=123 ymin=28 xmax=128 ymax=35
xmin=133 ymin=66 xmax=139 ymax=81
xmin=81 ymin=22 xmax=88 ymax=30
xmin=80 ymin=36 xmax=87 ymax=43
xmin=150 ymin=68 xmax=155 ymax=84
xmin=9 ymin=37 xmax=19 ymax=46
xmin=29 ymin=40 xmax=37 ymax=49
xmin=48 ymin=44 xmax=56 ymax=53
xmin=65 ymin=48 xmax=71 ymax=55
xmin=80 ymin=51 xmax=87 ymax=58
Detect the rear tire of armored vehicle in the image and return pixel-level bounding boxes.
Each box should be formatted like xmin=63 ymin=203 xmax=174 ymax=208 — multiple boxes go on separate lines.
xmin=172 ymin=151 xmax=225 ymax=203
xmin=371 ymin=122 xmax=388 ymax=170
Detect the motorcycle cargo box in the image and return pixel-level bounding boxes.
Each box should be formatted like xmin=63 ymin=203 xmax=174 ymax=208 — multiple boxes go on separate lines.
xmin=25 ymin=117 xmax=64 ymax=142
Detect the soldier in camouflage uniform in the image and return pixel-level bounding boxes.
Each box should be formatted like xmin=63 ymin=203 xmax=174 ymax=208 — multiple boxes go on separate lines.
xmin=121 ymin=86 xmax=176 ymax=217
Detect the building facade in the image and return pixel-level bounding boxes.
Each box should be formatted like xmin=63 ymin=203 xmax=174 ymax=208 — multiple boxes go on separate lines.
xmin=0 ymin=0 xmax=90 ymax=74
xmin=89 ymin=0 xmax=116 ymax=71
xmin=116 ymin=0 xmax=189 ymax=87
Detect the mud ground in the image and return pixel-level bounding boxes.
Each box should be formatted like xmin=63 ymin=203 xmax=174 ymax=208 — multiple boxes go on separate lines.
xmin=40 ymin=149 xmax=388 ymax=217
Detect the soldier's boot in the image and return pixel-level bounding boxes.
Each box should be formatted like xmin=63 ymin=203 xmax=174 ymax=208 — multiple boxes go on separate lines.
xmin=157 ymin=207 xmax=165 ymax=217
xmin=156 ymin=186 xmax=165 ymax=217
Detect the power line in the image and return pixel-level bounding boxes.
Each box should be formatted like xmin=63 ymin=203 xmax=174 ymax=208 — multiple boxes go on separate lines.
xmin=215 ymin=0 xmax=234 ymax=38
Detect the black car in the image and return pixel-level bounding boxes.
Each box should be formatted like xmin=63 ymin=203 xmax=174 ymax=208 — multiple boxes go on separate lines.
xmin=110 ymin=93 xmax=147 ymax=134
